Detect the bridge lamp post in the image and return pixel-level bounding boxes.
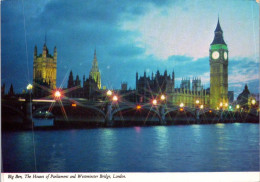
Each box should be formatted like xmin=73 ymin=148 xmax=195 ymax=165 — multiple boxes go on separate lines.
xmin=106 ymin=90 xmax=112 ymax=96
xmin=219 ymin=102 xmax=223 ymax=110
xmin=26 ymin=83 xmax=33 ymax=97
xmin=152 ymin=99 xmax=157 ymax=106
xmin=179 ymin=103 xmax=184 ymax=112
xmin=224 ymin=103 xmax=228 ymax=111
xmin=54 ymin=90 xmax=62 ymax=100
xmin=160 ymin=94 xmax=166 ymax=101
xmin=112 ymin=95 xmax=118 ymax=102
xmin=228 ymin=105 xmax=232 ymax=111
xmin=136 ymin=105 xmax=142 ymax=110
xmin=195 ymin=99 xmax=200 ymax=109
xmin=27 ymin=84 xmax=33 ymax=91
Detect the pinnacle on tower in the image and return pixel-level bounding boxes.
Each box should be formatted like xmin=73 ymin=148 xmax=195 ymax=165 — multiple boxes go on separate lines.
xmin=211 ymin=17 xmax=226 ymax=45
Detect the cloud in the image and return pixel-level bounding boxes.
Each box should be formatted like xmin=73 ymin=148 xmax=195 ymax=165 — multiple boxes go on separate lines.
xmin=109 ymin=44 xmax=145 ymax=58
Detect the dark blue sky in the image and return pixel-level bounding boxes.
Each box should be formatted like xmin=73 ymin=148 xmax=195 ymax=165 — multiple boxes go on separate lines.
xmin=1 ymin=0 xmax=259 ymax=99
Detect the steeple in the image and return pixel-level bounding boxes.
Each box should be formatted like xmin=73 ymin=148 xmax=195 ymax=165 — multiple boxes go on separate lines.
xmin=211 ymin=17 xmax=226 ymax=45
xmin=89 ymin=49 xmax=101 ymax=89
xmin=34 ymin=45 xmax=37 ymax=59
xmin=90 ymin=48 xmax=99 ymax=73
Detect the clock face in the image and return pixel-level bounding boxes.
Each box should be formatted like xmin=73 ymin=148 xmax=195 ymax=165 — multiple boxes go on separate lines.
xmin=224 ymin=52 xmax=228 ymax=60
xmin=212 ymin=51 xmax=219 ymax=59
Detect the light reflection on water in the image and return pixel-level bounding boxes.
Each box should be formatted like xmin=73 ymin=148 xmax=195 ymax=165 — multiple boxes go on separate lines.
xmin=2 ymin=123 xmax=259 ymax=172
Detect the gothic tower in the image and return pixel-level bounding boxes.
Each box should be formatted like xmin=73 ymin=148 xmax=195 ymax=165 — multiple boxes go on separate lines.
xmin=89 ymin=49 xmax=101 ymax=89
xmin=33 ymin=43 xmax=57 ymax=90
xmin=209 ymin=18 xmax=228 ymax=109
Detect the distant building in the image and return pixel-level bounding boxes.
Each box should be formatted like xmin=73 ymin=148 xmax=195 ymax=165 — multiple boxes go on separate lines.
xmin=192 ymin=78 xmax=203 ymax=92
xmin=228 ymin=91 xmax=234 ymax=103
xmin=8 ymin=84 xmax=15 ymax=96
xmin=33 ymin=43 xmax=57 ymax=90
xmin=121 ymin=82 xmax=127 ymax=91
xmin=136 ymin=71 xmax=210 ymax=107
xmin=66 ymin=50 xmax=101 ymax=99
xmin=136 ymin=70 xmax=174 ymax=103
xmin=237 ymin=84 xmax=251 ymax=109
xmin=33 ymin=43 xmax=57 ymax=98
xmin=1 ymin=83 xmax=5 ymax=96
xmin=180 ymin=78 xmax=190 ymax=90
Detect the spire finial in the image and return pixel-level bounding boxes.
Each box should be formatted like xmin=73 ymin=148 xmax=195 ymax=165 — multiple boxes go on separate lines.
xmin=45 ymin=31 xmax=47 ymax=45
xmin=94 ymin=48 xmax=97 ymax=59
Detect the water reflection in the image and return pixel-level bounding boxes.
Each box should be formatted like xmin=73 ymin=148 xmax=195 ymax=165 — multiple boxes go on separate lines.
xmin=97 ymin=129 xmax=118 ymax=171
xmin=215 ymin=123 xmax=225 ymax=128
xmin=154 ymin=126 xmax=168 ymax=154
xmin=134 ymin=126 xmax=141 ymax=133
xmin=2 ymin=124 xmax=259 ymax=172
xmin=191 ymin=125 xmax=202 ymax=141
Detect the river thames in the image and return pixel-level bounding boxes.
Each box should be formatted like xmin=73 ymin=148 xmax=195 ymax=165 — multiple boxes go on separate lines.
xmin=2 ymin=123 xmax=259 ymax=172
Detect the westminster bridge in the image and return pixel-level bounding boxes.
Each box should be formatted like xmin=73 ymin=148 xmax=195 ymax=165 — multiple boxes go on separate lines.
xmin=2 ymin=96 xmax=259 ymax=129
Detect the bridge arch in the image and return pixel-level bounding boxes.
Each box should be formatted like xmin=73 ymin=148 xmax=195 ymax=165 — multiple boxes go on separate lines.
xmin=165 ymin=107 xmax=196 ymax=117
xmin=33 ymin=103 xmax=106 ymax=118
xmin=2 ymin=104 xmax=24 ymax=118
xmin=112 ymin=105 xmax=161 ymax=121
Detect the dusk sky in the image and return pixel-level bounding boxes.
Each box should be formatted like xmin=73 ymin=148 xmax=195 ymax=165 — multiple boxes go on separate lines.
xmin=1 ymin=0 xmax=259 ymax=98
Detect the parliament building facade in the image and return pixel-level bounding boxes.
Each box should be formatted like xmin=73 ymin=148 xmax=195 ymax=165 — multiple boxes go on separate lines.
xmin=33 ymin=19 xmax=229 ymax=109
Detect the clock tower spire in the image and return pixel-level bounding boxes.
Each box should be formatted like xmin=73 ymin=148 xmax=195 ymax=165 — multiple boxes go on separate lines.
xmin=209 ymin=18 xmax=229 ymax=109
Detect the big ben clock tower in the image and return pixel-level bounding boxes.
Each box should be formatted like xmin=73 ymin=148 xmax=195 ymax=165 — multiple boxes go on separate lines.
xmin=209 ymin=18 xmax=228 ymax=109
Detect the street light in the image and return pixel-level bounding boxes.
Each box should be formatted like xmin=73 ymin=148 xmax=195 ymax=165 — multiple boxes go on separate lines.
xmin=196 ymin=100 xmax=200 ymax=104
xmin=106 ymin=90 xmax=112 ymax=96
xmin=152 ymin=99 xmax=157 ymax=105
xmin=136 ymin=105 xmax=142 ymax=110
xmin=54 ymin=90 xmax=61 ymax=98
xmin=27 ymin=84 xmax=33 ymax=90
xmin=180 ymin=102 xmax=184 ymax=107
xmin=224 ymin=103 xmax=228 ymax=107
xmin=200 ymin=105 xmax=204 ymax=109
xmin=220 ymin=102 xmax=223 ymax=107
xmin=112 ymin=95 xmax=118 ymax=102
xmin=252 ymin=99 xmax=256 ymax=105
xmin=236 ymin=104 xmax=240 ymax=109
xmin=160 ymin=94 xmax=166 ymax=101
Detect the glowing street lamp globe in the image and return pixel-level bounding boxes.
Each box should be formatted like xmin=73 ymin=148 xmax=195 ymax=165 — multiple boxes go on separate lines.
xmin=236 ymin=105 xmax=240 ymax=109
xmin=200 ymin=105 xmax=204 ymax=109
xmin=106 ymin=90 xmax=112 ymax=96
xmin=112 ymin=95 xmax=118 ymax=102
xmin=54 ymin=90 xmax=61 ymax=98
xmin=252 ymin=99 xmax=256 ymax=105
xmin=195 ymin=100 xmax=200 ymax=104
xmin=160 ymin=95 xmax=166 ymax=101
xmin=220 ymin=102 xmax=223 ymax=107
xmin=27 ymin=84 xmax=33 ymax=90
xmin=180 ymin=103 xmax=184 ymax=107
xmin=224 ymin=103 xmax=228 ymax=107
xmin=152 ymin=99 xmax=157 ymax=105
xmin=136 ymin=105 xmax=142 ymax=110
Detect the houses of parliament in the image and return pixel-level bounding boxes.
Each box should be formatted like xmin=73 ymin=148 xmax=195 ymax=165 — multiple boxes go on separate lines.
xmin=33 ymin=19 xmax=230 ymax=109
